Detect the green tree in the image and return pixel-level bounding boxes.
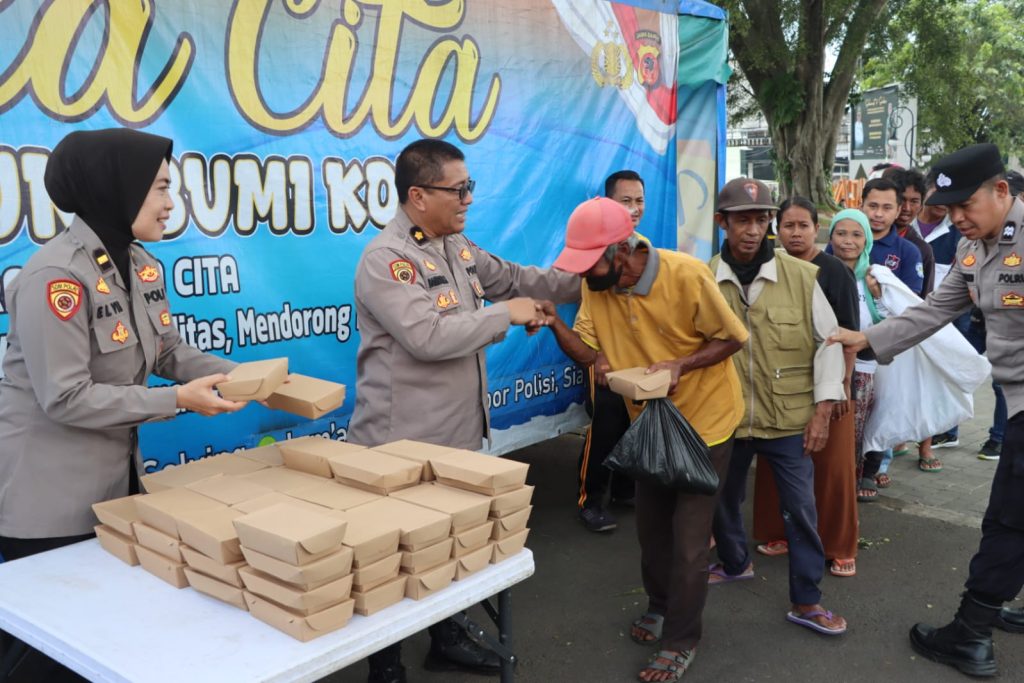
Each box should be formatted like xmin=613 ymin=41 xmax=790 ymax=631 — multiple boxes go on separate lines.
xmin=863 ymin=0 xmax=1024 ymax=160
xmin=714 ymin=0 xmax=892 ymax=203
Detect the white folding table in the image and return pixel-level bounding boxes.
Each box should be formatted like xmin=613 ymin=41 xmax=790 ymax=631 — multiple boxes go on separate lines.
xmin=0 ymin=540 xmax=533 ymax=682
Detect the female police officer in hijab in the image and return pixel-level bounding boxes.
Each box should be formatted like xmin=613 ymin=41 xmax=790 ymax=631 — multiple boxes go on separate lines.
xmin=0 ymin=128 xmax=245 ymax=563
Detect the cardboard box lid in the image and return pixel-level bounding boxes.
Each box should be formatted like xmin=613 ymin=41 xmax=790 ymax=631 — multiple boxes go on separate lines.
xmin=351 ymin=575 xmax=407 ymax=616
xmin=180 ymin=545 xmax=246 ymax=587
xmin=91 ymin=495 xmax=142 ymax=537
xmin=371 ymin=440 xmax=459 ymax=464
xmin=430 ymin=451 xmax=528 ymax=494
xmin=195 ymin=454 xmax=269 ymax=476
xmin=140 ymin=464 xmax=223 ymax=493
xmin=492 ymin=505 xmax=532 ymax=534
xmin=135 ymin=544 xmax=188 ymax=588
xmin=94 ymin=524 xmax=139 ymax=566
xmin=279 ymin=435 xmax=366 ymax=478
xmin=232 ymin=492 xmax=334 ymax=515
xmin=344 ymin=498 xmax=451 ymax=550
xmin=452 ymin=521 xmax=493 ymax=555
xmin=401 ymin=537 xmax=454 ymax=573
xmin=241 ymin=545 xmax=353 ymax=589
xmin=135 ymin=487 xmax=227 ymax=538
xmin=390 ymin=484 xmax=491 ymax=532
xmin=238 ymin=566 xmax=353 ymax=615
xmin=606 ymin=367 xmax=671 ymax=399
xmin=175 ymin=506 xmax=244 ymax=560
xmin=351 ymin=551 xmax=402 ymax=590
xmin=239 ymin=467 xmax=326 ymax=493
xmin=184 ymin=567 xmax=247 ymax=610
xmin=233 ymin=503 xmax=347 ymax=559
xmin=455 ymin=542 xmax=492 ymax=575
xmin=327 ymin=451 xmax=422 ymax=490
xmin=236 ymin=444 xmax=285 ymax=467
xmin=333 ymin=510 xmax=401 ymax=566
xmin=132 ymin=521 xmax=183 ymax=561
xmin=216 ymin=358 xmax=288 ymax=400
xmin=266 ymin=374 xmax=346 ymax=412
xmin=493 ymin=528 xmax=530 ymax=559
xmin=244 ymin=592 xmax=354 ymax=640
xmin=406 ymin=559 xmax=456 ymax=591
xmin=490 ymin=485 xmax=535 ymax=518
xmin=289 ymin=481 xmax=381 ymax=511
xmin=186 ymin=477 xmax=273 ymax=506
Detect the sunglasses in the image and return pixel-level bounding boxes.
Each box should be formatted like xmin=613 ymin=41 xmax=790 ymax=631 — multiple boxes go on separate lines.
xmin=417 ymin=178 xmax=476 ymax=202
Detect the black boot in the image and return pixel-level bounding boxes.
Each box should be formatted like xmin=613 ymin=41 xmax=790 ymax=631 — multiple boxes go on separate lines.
xmin=993 ymin=606 xmax=1024 ymax=634
xmin=424 ymin=617 xmax=502 ymax=676
xmin=909 ymin=593 xmax=1000 ymax=677
xmin=367 ymin=643 xmax=406 ymax=683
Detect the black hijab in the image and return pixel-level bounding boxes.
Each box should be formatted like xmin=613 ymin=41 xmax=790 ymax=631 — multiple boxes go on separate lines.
xmin=44 ymin=128 xmax=173 ymax=284
xmin=720 ymin=236 xmax=775 ymax=286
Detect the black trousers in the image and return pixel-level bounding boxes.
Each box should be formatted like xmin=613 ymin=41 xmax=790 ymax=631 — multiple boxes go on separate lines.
xmin=965 ymin=411 xmax=1024 ymax=604
xmin=577 ymin=366 xmax=634 ymax=509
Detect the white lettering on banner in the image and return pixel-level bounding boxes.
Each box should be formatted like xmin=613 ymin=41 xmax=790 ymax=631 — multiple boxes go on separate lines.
xmin=0 ymin=266 xmax=21 ymax=315
xmin=322 ymin=156 xmax=397 ymax=233
xmin=172 ymin=255 xmax=241 ymax=297
xmin=0 ymin=146 xmax=74 ymax=246
xmin=487 ymin=367 xmax=569 ymax=409
xmin=178 ymin=153 xmax=234 ymax=237
xmin=236 ymin=302 xmax=353 ymax=347
xmin=172 ymin=313 xmax=232 ymax=354
xmin=233 ymin=155 xmax=289 ymax=234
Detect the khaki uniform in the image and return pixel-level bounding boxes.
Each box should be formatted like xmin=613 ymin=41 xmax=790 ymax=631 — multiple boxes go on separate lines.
xmin=348 ymin=207 xmax=580 ymax=450
xmin=0 ymin=219 xmax=234 ymax=538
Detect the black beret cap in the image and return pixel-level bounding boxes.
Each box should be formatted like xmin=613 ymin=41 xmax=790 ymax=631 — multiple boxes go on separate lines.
xmin=926 ymin=143 xmax=1005 ymax=206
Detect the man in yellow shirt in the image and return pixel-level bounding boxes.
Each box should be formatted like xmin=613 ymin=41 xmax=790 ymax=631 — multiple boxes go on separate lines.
xmin=539 ymin=197 xmax=748 ymax=682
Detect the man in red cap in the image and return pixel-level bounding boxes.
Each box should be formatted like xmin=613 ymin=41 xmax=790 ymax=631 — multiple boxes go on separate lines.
xmin=538 ymin=197 xmax=748 ymax=681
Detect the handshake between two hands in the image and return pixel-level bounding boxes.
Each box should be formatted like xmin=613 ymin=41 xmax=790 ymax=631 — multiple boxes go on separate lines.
xmin=507 ymin=298 xmax=558 ymax=336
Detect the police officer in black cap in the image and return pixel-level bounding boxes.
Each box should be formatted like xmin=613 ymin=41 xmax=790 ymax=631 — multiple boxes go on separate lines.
xmin=832 ymin=143 xmax=1024 ymax=677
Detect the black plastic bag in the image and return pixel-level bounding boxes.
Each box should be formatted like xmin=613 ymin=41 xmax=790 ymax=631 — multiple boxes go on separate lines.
xmin=605 ymin=398 xmax=718 ymax=495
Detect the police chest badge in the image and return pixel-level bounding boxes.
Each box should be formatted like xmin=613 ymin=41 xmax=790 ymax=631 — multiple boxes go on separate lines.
xmin=423 ymin=259 xmax=437 ymax=271
xmin=95 ymin=277 xmax=110 ymax=294
xmin=1004 ymin=252 xmax=1022 ymax=268
xmin=111 ymin=320 xmax=130 ymax=344
xmin=389 ymin=259 xmax=416 ymax=284
xmin=137 ymin=265 xmax=159 ymax=283
xmin=471 ymin=279 xmax=484 ymax=297
xmin=160 ymin=309 xmax=172 ymax=326
xmin=1002 ymin=292 xmax=1024 ymax=307
xmin=459 ymin=247 xmax=472 ymax=261
xmin=47 ymin=279 xmax=82 ymax=321
xmin=963 ymin=253 xmax=977 ymax=267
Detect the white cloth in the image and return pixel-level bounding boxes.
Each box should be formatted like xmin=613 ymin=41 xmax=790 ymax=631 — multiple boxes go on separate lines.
xmin=863 ymin=265 xmax=991 ymax=452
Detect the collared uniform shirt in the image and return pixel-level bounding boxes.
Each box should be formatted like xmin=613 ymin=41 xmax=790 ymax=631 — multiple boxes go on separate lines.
xmin=0 ymin=219 xmax=235 ymax=538
xmin=348 ymin=207 xmax=580 ymax=450
xmin=871 ymin=227 xmax=924 ymax=295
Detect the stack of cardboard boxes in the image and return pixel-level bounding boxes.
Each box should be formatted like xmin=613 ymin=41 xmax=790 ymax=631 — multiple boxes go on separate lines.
xmin=91 ymin=435 xmax=533 ymax=642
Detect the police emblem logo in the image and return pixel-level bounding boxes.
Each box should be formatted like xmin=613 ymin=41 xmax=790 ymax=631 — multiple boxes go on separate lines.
xmin=111 ymin=320 xmax=130 ymax=344
xmin=472 ymin=279 xmax=484 ymax=297
xmin=436 ymin=292 xmax=452 ymax=309
xmin=963 ymin=253 xmax=977 ymax=267
xmin=1002 ymin=223 xmax=1017 ymax=241
xmin=423 ymin=259 xmax=437 ymax=271
xmin=936 ymin=173 xmax=952 ymax=188
xmin=389 ymin=259 xmax=416 ymax=284
xmin=1004 ymin=252 xmax=1022 ymax=268
xmin=459 ymin=247 xmax=472 ymax=261
xmin=884 ymin=254 xmax=900 ymax=270
xmin=137 ymin=265 xmax=159 ymax=283
xmin=448 ymin=288 xmax=460 ymax=305
xmin=47 ymin=279 xmax=82 ymax=321
xmin=159 ymin=309 xmax=172 ymax=326
xmin=1002 ymin=292 xmax=1024 ymax=307
xmin=96 ymin=277 xmax=110 ymax=294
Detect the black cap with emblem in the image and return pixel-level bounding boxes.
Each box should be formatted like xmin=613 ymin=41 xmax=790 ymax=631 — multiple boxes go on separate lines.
xmin=925 ymin=143 xmax=1005 ymax=206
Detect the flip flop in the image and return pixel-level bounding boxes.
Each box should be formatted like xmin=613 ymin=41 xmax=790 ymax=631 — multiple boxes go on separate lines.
xmin=856 ymin=477 xmax=878 ymax=503
xmin=756 ymin=540 xmax=789 ymax=556
xmin=830 ymin=558 xmax=856 ymax=577
xmin=707 ymin=562 xmax=754 ymax=584
xmin=786 ymin=609 xmax=847 ymax=635
xmin=918 ymin=457 xmax=943 ymax=472
xmin=630 ymin=613 xmax=664 ymax=645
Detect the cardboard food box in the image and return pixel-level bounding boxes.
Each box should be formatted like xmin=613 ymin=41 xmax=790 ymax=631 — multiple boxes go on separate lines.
xmin=489 ymin=485 xmax=535 ymax=519
xmin=140 ymin=465 xmax=222 ymax=494
xmin=453 ymin=542 xmax=492 ymax=581
xmin=451 ymin=521 xmax=493 ymax=559
xmin=236 ymin=444 xmax=285 ymax=467
xmin=135 ymin=487 xmax=226 ymax=538
xmin=265 ymin=374 xmax=346 ymax=420
xmin=135 ymin=545 xmax=189 ymax=588
xmin=186 ymin=476 xmax=273 ymax=506
xmin=606 ymin=367 xmax=671 ymax=400
xmin=180 ymin=546 xmax=246 ymax=588
xmin=490 ymin=506 xmax=532 ymax=541
xmin=239 ymin=467 xmax=326 ymax=494
xmin=390 ymin=484 xmax=491 ymax=534
xmin=328 ymin=450 xmax=422 ymax=495
xmin=233 ymin=503 xmax=347 ymax=566
xmin=231 ymin=492 xmax=329 ymax=515
xmin=351 ymin=551 xmax=402 ymax=593
xmin=176 ymin=507 xmax=244 ymax=563
xmin=184 ymin=567 xmax=248 ymax=610
xmin=132 ymin=521 xmax=184 ymax=562
xmin=244 ymin=592 xmax=355 ymax=642
xmin=430 ymin=451 xmax=529 ymax=496
xmin=241 ymin=545 xmax=353 ymax=591
xmin=344 ymin=498 xmax=451 ymax=551
xmin=239 ymin=566 xmax=353 ymax=616
xmin=492 ymin=528 xmax=530 ymax=564
xmin=289 ymin=481 xmax=381 ymax=511
xmin=279 ymin=436 xmax=367 ymax=479
xmin=401 ymin=538 xmax=453 ymax=575
xmin=196 ymin=454 xmax=269 ymax=476
xmin=216 ymin=357 xmax=288 ymax=401
xmin=94 ymin=524 xmax=138 ymax=566
xmin=333 ymin=511 xmax=402 ymax=568
xmin=371 ymin=440 xmax=459 ymax=482
xmin=351 ymin=575 xmax=407 ymax=616
xmin=404 ymin=559 xmax=456 ymax=600
xmin=91 ymin=496 xmax=142 ymax=538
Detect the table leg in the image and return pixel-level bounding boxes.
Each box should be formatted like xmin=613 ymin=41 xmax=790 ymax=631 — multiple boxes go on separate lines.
xmin=498 ymin=588 xmax=513 ymax=683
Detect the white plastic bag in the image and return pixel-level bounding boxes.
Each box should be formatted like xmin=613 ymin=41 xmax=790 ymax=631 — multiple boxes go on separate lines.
xmin=863 ymin=266 xmax=991 ymax=452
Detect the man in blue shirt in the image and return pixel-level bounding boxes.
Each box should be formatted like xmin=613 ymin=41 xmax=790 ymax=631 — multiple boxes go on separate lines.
xmin=862 ymin=178 xmax=924 ymax=294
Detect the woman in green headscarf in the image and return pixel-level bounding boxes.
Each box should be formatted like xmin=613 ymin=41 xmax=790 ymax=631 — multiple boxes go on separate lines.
xmin=829 ymin=209 xmax=886 ymax=501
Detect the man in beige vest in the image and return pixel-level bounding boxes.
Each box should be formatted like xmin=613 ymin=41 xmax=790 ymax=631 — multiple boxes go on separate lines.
xmin=708 ymin=178 xmax=848 ymax=636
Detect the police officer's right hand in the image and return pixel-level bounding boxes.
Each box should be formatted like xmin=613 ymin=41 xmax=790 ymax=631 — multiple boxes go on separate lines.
xmin=176 ymin=374 xmax=248 ymax=416
xmin=506 ymin=297 xmax=542 ymax=325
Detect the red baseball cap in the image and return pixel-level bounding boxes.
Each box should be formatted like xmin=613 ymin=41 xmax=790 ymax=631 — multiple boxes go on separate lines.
xmin=553 ymin=198 xmax=634 ymax=273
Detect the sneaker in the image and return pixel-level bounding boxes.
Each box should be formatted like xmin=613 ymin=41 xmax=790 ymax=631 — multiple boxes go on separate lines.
xmin=578 ymin=506 xmax=617 ymax=532
xmin=978 ymin=439 xmax=1002 ymax=461
xmin=931 ymin=434 xmax=960 ymax=449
